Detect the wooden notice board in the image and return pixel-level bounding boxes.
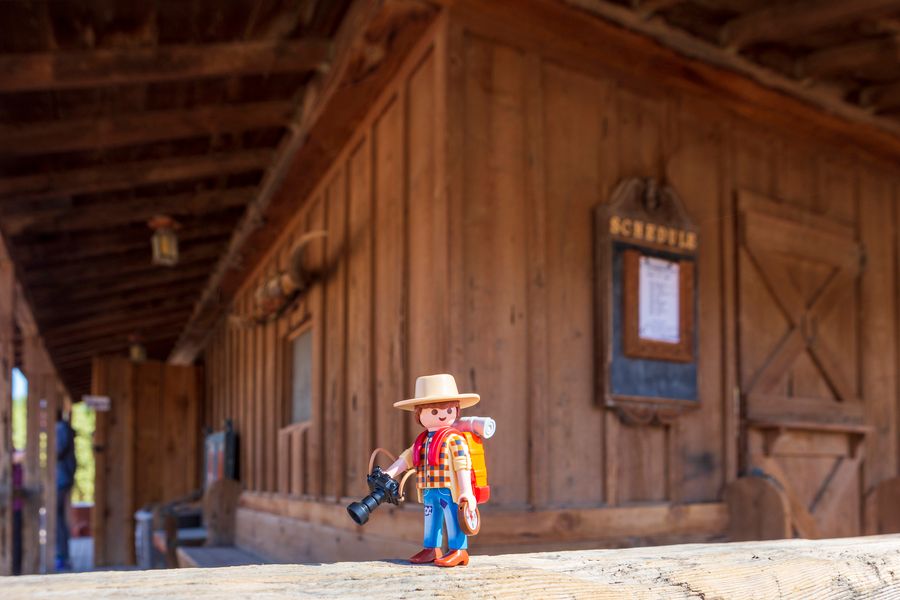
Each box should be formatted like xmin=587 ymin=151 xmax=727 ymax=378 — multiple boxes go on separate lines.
xmin=595 ymin=177 xmax=699 ymax=423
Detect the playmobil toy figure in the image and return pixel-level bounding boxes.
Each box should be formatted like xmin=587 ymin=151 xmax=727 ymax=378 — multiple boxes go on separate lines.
xmin=346 ymin=373 xmax=493 ymax=568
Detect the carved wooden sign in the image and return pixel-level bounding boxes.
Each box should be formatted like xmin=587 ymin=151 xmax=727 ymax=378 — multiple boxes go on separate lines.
xmin=594 ymin=177 xmax=699 ymax=425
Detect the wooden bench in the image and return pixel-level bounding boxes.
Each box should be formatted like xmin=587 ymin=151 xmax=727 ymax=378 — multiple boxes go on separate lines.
xmin=157 ymin=478 xmax=244 ymax=567
xmin=176 ymin=545 xmax=270 ymax=569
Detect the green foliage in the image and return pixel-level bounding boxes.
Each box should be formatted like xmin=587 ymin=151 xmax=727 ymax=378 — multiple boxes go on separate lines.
xmin=12 ymin=395 xmax=25 ymax=451
xmin=71 ymin=403 xmax=95 ymax=505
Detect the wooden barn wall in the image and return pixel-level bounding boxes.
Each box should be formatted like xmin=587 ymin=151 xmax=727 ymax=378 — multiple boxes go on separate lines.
xmin=201 ymin=4 xmax=900 ymax=530
xmin=445 ymin=7 xmax=900 ymax=511
xmin=202 ymin=22 xmax=449 ymax=503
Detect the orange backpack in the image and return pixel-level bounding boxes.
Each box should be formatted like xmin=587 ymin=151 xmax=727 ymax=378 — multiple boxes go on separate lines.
xmin=461 ymin=431 xmax=490 ymax=504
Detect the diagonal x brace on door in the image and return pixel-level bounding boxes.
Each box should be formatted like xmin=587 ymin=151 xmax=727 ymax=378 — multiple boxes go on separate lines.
xmin=744 ymin=246 xmax=861 ymax=403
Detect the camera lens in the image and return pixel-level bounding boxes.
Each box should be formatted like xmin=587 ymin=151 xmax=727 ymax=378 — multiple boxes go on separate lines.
xmin=347 ymin=487 xmax=387 ymax=526
xmin=347 ymin=501 xmax=370 ymax=525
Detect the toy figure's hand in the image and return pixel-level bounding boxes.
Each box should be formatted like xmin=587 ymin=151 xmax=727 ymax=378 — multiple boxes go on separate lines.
xmin=458 ymin=492 xmax=477 ymax=513
xmin=384 ymin=455 xmax=408 ymax=479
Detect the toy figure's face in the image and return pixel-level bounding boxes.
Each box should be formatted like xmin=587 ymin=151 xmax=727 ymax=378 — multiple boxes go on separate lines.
xmin=419 ymin=405 xmax=458 ymax=431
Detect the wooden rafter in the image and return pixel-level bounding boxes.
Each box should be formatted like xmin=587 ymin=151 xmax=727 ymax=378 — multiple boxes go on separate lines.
xmin=27 ymin=264 xmax=213 ymax=299
xmin=632 ymin=0 xmax=682 ymax=18
xmin=859 ymin=81 xmax=900 ymax=112
xmin=0 ymin=150 xmax=272 ymax=202
xmin=1 ymin=187 xmax=255 ymax=236
xmin=29 ymin=276 xmax=207 ymax=312
xmin=22 ymin=242 xmax=223 ymax=286
xmin=797 ymin=37 xmax=899 ymax=79
xmin=12 ymin=220 xmax=235 ymax=266
xmin=0 ymin=101 xmax=294 ymax=158
xmin=45 ymin=308 xmax=194 ymax=343
xmin=0 ymin=38 xmax=332 ymax=93
xmin=720 ymin=0 xmax=900 ymax=50
xmin=51 ymin=330 xmax=184 ymax=365
xmin=38 ymin=292 xmax=197 ymax=330
xmin=36 ymin=284 xmax=202 ymax=323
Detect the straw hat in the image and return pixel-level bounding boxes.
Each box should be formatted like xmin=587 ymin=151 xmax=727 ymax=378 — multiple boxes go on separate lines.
xmin=393 ymin=374 xmax=480 ymax=411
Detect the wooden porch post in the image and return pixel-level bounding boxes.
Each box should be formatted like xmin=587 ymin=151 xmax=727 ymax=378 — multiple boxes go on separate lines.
xmin=20 ymin=334 xmax=46 ymax=574
xmin=0 ymin=257 xmax=14 ymax=575
xmin=41 ymin=376 xmax=59 ymax=573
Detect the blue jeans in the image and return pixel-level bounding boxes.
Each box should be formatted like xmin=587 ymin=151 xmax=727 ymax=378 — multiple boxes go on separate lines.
xmin=56 ymin=486 xmax=71 ymax=563
xmin=422 ymin=488 xmax=467 ymax=551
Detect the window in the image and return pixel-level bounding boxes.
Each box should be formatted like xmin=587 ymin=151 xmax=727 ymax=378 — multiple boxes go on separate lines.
xmin=290 ymin=328 xmax=313 ymax=424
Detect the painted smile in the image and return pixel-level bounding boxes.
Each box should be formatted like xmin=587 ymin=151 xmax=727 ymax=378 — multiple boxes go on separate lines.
xmin=438 ymin=416 xmax=447 ymax=421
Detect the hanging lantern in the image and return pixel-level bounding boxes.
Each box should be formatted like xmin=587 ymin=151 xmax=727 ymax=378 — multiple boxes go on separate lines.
xmin=128 ymin=333 xmax=147 ymax=362
xmin=148 ymin=215 xmax=179 ymax=266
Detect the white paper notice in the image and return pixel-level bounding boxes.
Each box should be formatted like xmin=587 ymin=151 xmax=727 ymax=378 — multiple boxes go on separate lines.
xmin=638 ymin=256 xmax=680 ymax=343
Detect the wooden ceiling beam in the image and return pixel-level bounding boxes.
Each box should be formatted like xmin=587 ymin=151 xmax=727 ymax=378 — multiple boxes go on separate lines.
xmin=30 ymin=277 xmax=206 ymax=317
xmin=2 ymin=187 xmax=255 ymax=236
xmin=45 ymin=308 xmax=193 ymax=344
xmin=27 ymin=264 xmax=213 ymax=300
xmin=859 ymin=81 xmax=900 ymax=112
xmin=23 ymin=245 xmax=225 ymax=293
xmin=13 ymin=219 xmax=235 ymax=266
xmin=48 ymin=322 xmax=183 ymax=357
xmin=0 ymin=101 xmax=293 ymax=158
xmin=720 ymin=0 xmax=900 ymax=50
xmin=47 ymin=320 xmax=191 ymax=355
xmin=50 ymin=325 xmax=186 ymax=361
xmin=632 ymin=0 xmax=682 ymax=18
xmin=0 ymin=38 xmax=332 ymax=93
xmin=797 ymin=36 xmax=900 ymax=79
xmin=28 ymin=274 xmax=208 ymax=308
xmin=38 ymin=292 xmax=198 ymax=330
xmin=0 ymin=149 xmax=272 ymax=202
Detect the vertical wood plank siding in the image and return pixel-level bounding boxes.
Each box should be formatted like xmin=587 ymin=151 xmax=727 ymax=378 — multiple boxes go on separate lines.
xmin=201 ymin=13 xmax=900 ymax=515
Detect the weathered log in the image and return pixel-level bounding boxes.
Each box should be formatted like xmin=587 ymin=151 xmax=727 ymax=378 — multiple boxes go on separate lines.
xmin=6 ymin=535 xmax=900 ymax=598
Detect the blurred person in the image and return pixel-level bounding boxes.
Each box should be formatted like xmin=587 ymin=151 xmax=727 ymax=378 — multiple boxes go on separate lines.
xmin=55 ymin=410 xmax=76 ymax=572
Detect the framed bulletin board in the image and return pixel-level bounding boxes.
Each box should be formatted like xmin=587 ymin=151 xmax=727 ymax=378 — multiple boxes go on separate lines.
xmin=594 ymin=177 xmax=699 ymax=423
xmin=622 ymin=248 xmax=694 ymax=363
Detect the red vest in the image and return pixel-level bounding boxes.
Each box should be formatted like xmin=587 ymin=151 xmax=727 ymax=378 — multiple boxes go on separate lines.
xmin=411 ymin=427 xmax=459 ymax=467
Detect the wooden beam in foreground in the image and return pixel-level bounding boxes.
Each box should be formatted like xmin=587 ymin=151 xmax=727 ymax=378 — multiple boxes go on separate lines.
xmin=0 ymin=101 xmax=294 ymax=157
xmin=0 ymin=150 xmax=272 ymax=202
xmin=0 ymin=39 xmax=332 ymax=93
xmin=720 ymin=0 xmax=900 ymax=50
xmin=6 ymin=535 xmax=900 ymax=598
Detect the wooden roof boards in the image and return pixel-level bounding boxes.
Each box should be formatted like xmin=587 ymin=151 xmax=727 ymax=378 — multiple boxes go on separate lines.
xmin=0 ymin=0 xmax=353 ymax=398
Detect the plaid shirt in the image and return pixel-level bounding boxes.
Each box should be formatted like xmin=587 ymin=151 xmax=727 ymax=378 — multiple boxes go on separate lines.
xmin=401 ymin=432 xmax=472 ymax=500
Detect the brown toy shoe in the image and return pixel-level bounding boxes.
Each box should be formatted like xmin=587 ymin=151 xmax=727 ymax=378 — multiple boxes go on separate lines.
xmin=434 ymin=549 xmax=469 ymax=567
xmin=409 ymin=547 xmax=443 ymax=564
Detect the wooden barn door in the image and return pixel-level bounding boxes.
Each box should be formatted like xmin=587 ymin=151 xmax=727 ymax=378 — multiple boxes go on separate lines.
xmin=92 ymin=356 xmax=202 ymax=566
xmin=737 ymin=190 xmax=867 ymax=539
